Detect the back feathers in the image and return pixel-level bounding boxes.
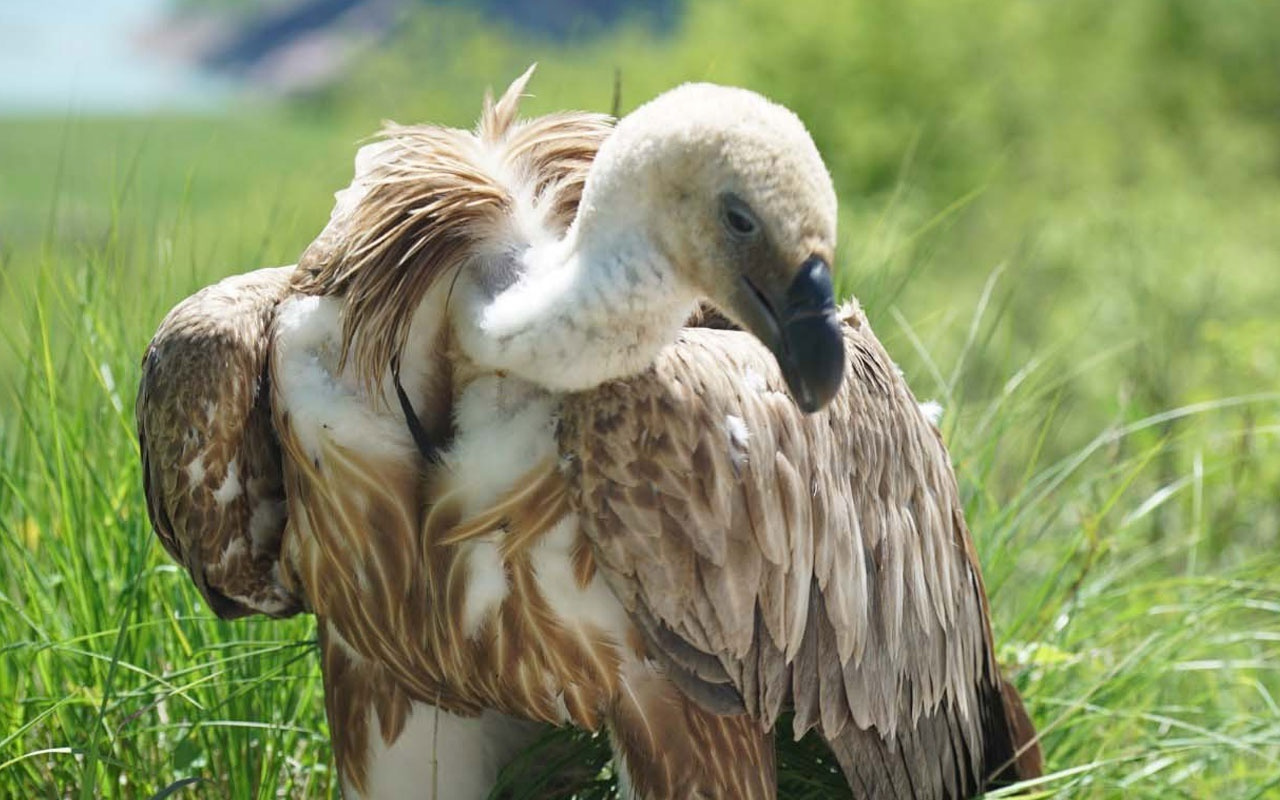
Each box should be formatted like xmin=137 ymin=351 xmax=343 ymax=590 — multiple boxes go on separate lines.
xmin=293 ymin=65 xmax=614 ymax=395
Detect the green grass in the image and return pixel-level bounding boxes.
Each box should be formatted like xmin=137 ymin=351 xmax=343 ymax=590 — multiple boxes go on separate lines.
xmin=3 ymin=0 xmax=1280 ymax=796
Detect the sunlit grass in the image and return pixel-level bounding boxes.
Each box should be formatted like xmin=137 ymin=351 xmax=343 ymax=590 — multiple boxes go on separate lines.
xmin=3 ymin=173 xmax=1277 ymax=797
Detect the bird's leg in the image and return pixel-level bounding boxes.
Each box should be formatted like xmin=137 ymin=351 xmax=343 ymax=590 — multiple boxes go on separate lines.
xmin=318 ymin=622 xmax=542 ymax=800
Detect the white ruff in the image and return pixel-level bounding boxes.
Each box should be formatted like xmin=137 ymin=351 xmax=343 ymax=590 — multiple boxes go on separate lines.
xmin=449 ymin=375 xmax=558 ymax=637
xmin=446 ymin=373 xmax=633 ymax=673
xmin=529 ymin=516 xmax=634 ymax=654
xmin=272 ymin=295 xmax=418 ymax=466
xmin=211 ymin=458 xmax=241 ymax=506
xmin=448 ymin=375 xmax=559 ymax=515
xmin=453 ymin=230 xmax=697 ymax=394
xmin=918 ymin=400 xmax=944 ymax=426
xmin=460 ymin=537 xmax=507 ymax=639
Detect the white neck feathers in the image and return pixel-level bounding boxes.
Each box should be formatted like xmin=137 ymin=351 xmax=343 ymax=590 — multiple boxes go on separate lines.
xmin=458 ymin=224 xmax=696 ymax=393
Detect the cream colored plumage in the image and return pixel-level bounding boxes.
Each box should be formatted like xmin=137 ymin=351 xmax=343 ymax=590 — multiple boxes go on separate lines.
xmin=137 ymin=68 xmax=1040 ymax=799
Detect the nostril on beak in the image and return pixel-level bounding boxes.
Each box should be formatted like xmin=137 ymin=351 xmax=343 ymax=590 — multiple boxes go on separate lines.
xmin=785 ymin=256 xmax=836 ymax=319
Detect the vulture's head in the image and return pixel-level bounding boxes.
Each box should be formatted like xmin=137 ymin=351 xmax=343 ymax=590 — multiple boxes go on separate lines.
xmin=580 ymin=83 xmax=844 ymax=412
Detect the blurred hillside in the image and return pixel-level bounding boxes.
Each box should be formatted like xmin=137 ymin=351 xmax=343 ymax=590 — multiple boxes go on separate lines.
xmin=151 ymin=0 xmax=677 ymax=93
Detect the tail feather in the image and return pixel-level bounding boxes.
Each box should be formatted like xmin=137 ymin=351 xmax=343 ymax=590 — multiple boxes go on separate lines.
xmin=992 ymin=679 xmax=1043 ymax=784
xmin=826 ymin=678 xmax=1041 ymax=799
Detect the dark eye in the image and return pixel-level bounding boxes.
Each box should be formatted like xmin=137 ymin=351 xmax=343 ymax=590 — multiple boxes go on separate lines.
xmin=724 ymin=206 xmax=758 ymax=237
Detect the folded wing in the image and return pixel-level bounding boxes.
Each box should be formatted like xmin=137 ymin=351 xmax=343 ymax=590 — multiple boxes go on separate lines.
xmin=137 ymin=266 xmax=301 ymax=619
xmin=560 ymin=303 xmax=1042 ymax=797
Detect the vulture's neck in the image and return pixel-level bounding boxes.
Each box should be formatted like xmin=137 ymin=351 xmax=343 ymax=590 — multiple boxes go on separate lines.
xmin=464 ymin=214 xmax=697 ymax=393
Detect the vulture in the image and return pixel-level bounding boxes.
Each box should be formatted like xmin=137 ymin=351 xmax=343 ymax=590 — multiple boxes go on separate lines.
xmin=137 ymin=68 xmax=1042 ymax=799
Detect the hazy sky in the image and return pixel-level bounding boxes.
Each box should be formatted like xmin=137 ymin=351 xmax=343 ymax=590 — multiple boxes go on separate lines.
xmin=0 ymin=0 xmax=227 ymax=114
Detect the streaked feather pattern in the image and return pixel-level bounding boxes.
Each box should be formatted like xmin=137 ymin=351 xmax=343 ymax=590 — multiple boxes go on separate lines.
xmin=269 ymin=77 xmax=621 ymax=792
xmin=137 ymin=266 xmax=302 ymax=620
xmin=556 ymin=302 xmax=1043 ymax=796
xmin=292 ymin=64 xmax=613 ymax=397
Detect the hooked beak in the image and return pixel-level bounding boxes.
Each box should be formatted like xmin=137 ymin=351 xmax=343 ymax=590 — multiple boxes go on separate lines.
xmin=732 ymin=256 xmax=845 ymax=413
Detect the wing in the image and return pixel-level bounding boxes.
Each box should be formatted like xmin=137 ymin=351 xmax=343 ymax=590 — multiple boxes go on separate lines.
xmin=560 ymin=302 xmax=1042 ymax=796
xmin=137 ymin=266 xmax=302 ymax=619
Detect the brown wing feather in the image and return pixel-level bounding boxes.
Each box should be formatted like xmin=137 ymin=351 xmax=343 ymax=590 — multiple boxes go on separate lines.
xmin=560 ymin=302 xmax=1042 ymax=797
xmin=136 ymin=266 xmax=302 ymax=619
xmin=272 ymin=368 xmax=451 ymax=707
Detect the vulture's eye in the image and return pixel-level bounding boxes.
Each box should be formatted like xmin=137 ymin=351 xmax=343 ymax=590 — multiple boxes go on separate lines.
xmin=722 ymin=198 xmax=760 ymax=238
xmin=726 ymin=209 xmax=757 ymax=235
xmin=727 ymin=207 xmax=752 ymax=235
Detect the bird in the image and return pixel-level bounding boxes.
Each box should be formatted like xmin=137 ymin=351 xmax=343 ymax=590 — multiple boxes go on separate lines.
xmin=137 ymin=67 xmax=1042 ymax=799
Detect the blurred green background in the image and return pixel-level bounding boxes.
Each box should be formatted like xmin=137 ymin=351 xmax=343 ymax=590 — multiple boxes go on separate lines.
xmin=2 ymin=0 xmax=1279 ymax=797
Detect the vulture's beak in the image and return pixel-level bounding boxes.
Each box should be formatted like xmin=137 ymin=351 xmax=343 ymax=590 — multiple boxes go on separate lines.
xmin=733 ymin=256 xmax=845 ymax=413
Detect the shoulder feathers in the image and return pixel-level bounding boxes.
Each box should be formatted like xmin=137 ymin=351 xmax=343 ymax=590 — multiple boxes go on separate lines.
xmin=292 ymin=65 xmax=613 ymax=395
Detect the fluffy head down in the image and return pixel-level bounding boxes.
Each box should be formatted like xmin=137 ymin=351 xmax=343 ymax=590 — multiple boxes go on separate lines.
xmin=446 ymin=78 xmax=845 ymax=403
